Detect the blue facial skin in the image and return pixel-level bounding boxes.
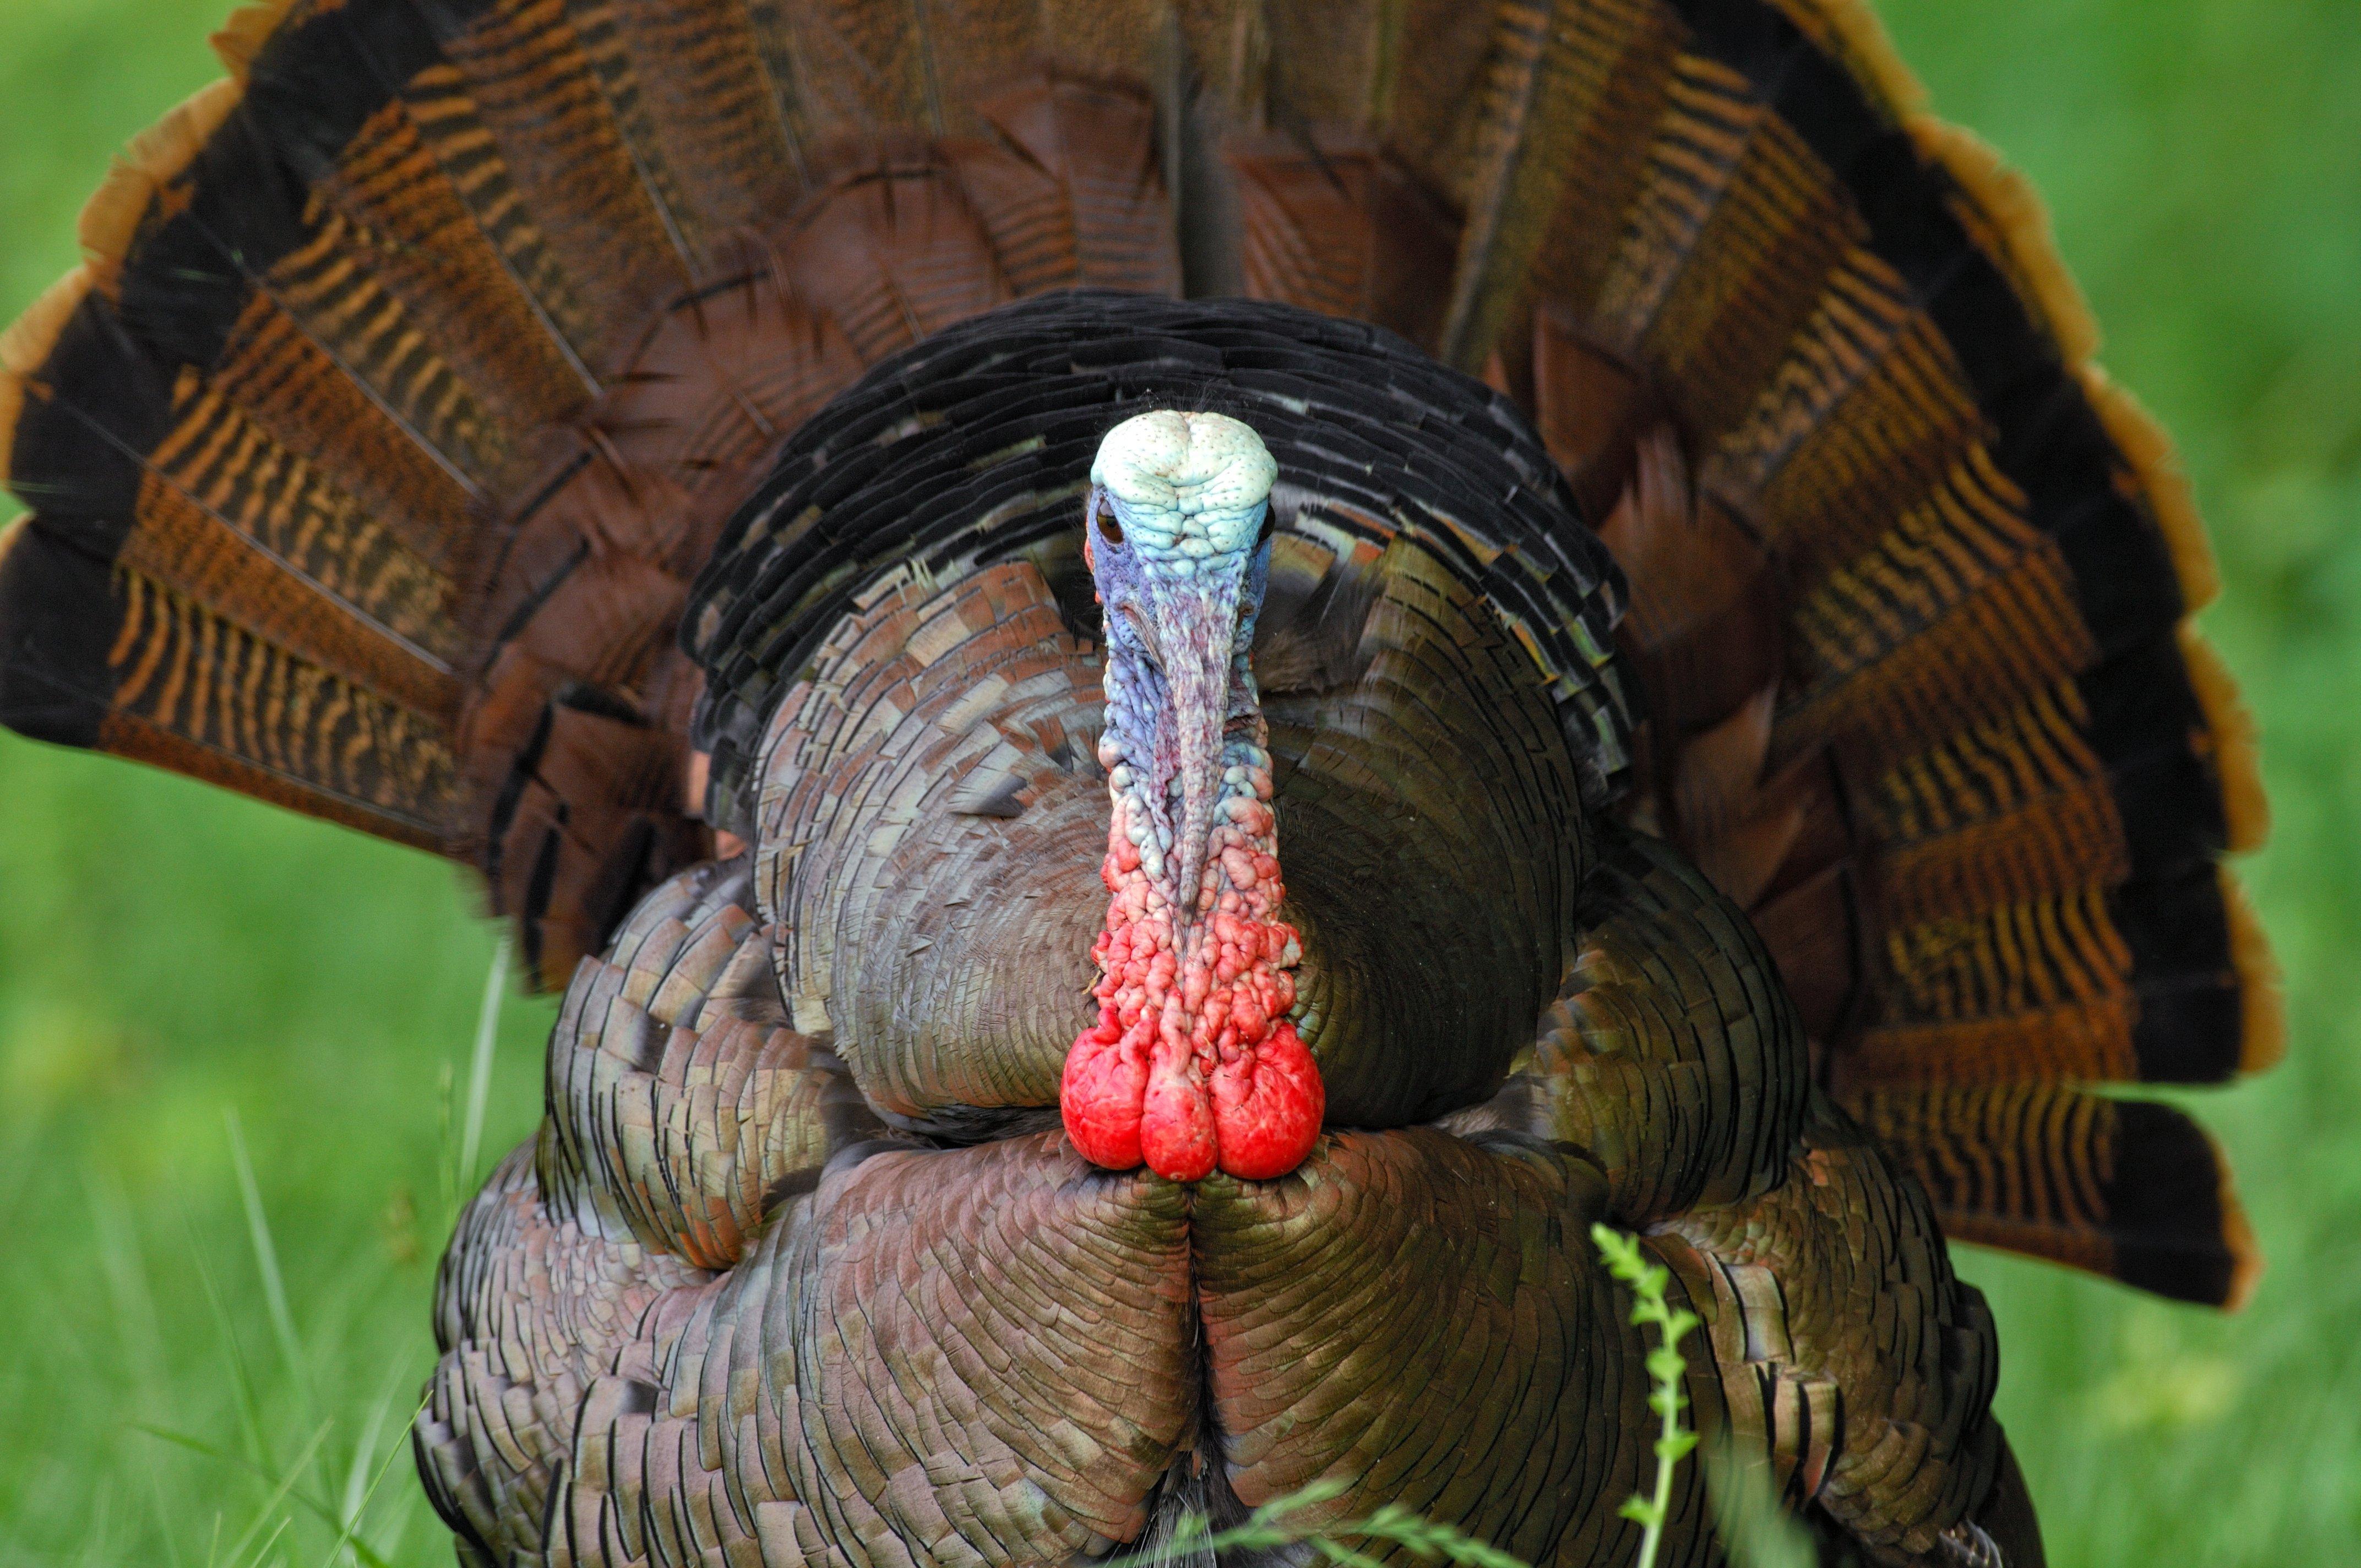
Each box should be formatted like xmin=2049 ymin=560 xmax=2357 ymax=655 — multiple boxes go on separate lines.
xmin=1084 ymin=477 xmax=1274 ymax=923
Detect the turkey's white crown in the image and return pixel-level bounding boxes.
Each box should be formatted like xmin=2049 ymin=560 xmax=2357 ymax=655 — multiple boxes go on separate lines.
xmin=1091 ymin=410 xmax=1275 ymax=567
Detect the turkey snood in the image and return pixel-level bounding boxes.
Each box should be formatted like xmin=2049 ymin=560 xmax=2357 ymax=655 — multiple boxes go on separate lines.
xmin=1059 ymin=411 xmax=1324 ymax=1182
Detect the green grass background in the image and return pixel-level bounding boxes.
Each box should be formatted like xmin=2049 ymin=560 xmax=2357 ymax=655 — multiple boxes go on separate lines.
xmin=1 ymin=1 xmax=2355 ymax=1561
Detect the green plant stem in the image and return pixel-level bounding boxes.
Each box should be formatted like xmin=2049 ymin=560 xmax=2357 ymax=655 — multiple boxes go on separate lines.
xmin=1591 ymin=1223 xmax=1702 ymax=1568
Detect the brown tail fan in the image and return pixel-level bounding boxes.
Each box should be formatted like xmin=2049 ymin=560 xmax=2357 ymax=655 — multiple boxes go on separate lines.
xmin=1497 ymin=0 xmax=2275 ymax=1305
xmin=0 ymin=0 xmax=2271 ymax=1311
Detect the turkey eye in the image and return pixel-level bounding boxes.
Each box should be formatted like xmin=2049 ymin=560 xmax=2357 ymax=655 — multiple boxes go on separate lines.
xmin=1096 ymin=501 xmax=1124 ymax=546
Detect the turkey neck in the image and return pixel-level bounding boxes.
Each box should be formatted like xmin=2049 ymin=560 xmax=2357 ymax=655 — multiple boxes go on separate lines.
xmin=1058 ymin=412 xmax=1324 ymax=1183
xmin=1084 ymin=620 xmax=1309 ymax=1183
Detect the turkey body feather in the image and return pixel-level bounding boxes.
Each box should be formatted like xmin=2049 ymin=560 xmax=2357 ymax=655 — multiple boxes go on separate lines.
xmin=0 ymin=0 xmax=2278 ymax=1563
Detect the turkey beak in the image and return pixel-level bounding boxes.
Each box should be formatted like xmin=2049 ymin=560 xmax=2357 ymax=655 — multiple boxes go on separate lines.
xmin=1144 ymin=571 xmax=1245 ymax=922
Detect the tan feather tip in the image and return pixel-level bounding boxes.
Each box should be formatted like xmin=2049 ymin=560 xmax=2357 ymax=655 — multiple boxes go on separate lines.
xmin=128 ymin=77 xmax=242 ymax=182
xmin=1909 ymin=115 xmax=2103 ymax=367
xmin=0 ymin=265 xmax=93 ymax=487
xmin=78 ymin=164 xmax=160 ymax=295
xmin=2216 ymin=1152 xmax=2264 ymax=1312
xmin=79 ymin=78 xmax=243 ymax=291
xmin=2178 ymin=623 xmax=2268 ymax=854
xmin=209 ymin=0 xmax=301 ymax=80
xmin=2083 ymin=363 xmax=2221 ymax=613
xmin=2221 ymin=868 xmax=2284 ymax=1080
xmin=1772 ymin=0 xmax=1930 ymax=119
xmin=0 ymin=265 xmax=85 ymax=379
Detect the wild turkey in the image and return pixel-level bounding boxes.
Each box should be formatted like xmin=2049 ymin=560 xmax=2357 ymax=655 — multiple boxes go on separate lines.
xmin=0 ymin=0 xmax=2277 ymax=1564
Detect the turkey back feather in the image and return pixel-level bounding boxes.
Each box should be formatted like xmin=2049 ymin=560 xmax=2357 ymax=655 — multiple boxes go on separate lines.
xmin=0 ymin=0 xmax=2269 ymax=1321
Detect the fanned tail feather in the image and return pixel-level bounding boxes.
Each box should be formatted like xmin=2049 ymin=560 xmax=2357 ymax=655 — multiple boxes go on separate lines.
xmin=1 ymin=0 xmax=2272 ymax=1306
xmin=1846 ymin=1084 xmax=2259 ymax=1309
xmin=1465 ymin=0 xmax=2275 ymax=1303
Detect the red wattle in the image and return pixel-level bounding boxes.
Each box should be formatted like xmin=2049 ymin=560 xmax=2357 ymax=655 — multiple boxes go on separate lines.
xmin=1060 ymin=792 xmax=1322 ymax=1183
xmin=1059 ymin=1016 xmax=1148 ymax=1171
xmin=1207 ymin=1020 xmax=1323 ymax=1180
xmin=1140 ymin=1025 xmax=1220 ymax=1183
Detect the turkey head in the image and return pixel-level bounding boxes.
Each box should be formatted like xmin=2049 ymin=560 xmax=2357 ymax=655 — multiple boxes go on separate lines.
xmin=1062 ymin=411 xmax=1323 ymax=1183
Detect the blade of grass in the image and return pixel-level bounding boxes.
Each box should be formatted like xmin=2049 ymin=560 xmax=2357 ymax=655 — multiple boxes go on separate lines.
xmin=179 ymin=1203 xmax=273 ymax=1481
xmin=201 ymin=1419 xmax=335 ymax=1568
xmin=81 ymin=1478 xmax=115 ymax=1568
xmin=143 ymin=1450 xmax=189 ymax=1568
xmin=87 ymin=1170 xmax=170 ymax=1422
xmin=374 ymin=1490 xmax=418 ymax=1566
xmin=95 ymin=1172 xmax=186 ymax=1568
xmin=226 ymin=1108 xmax=314 ymax=1423
xmin=338 ymin=1369 xmax=400 ymax=1538
xmin=314 ymin=1393 xmax=434 ymax=1568
xmin=231 ymin=1514 xmax=293 ymax=1568
xmin=327 ymin=1363 xmax=414 ymax=1568
xmin=458 ymin=936 xmax=508 ymax=1190
xmin=435 ymin=1059 xmax=459 ymax=1224
xmin=134 ymin=1422 xmax=409 ymax=1568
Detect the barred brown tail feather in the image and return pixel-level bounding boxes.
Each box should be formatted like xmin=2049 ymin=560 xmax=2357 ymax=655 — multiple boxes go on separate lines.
xmin=1843 ymin=1084 xmax=2260 ymax=1309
